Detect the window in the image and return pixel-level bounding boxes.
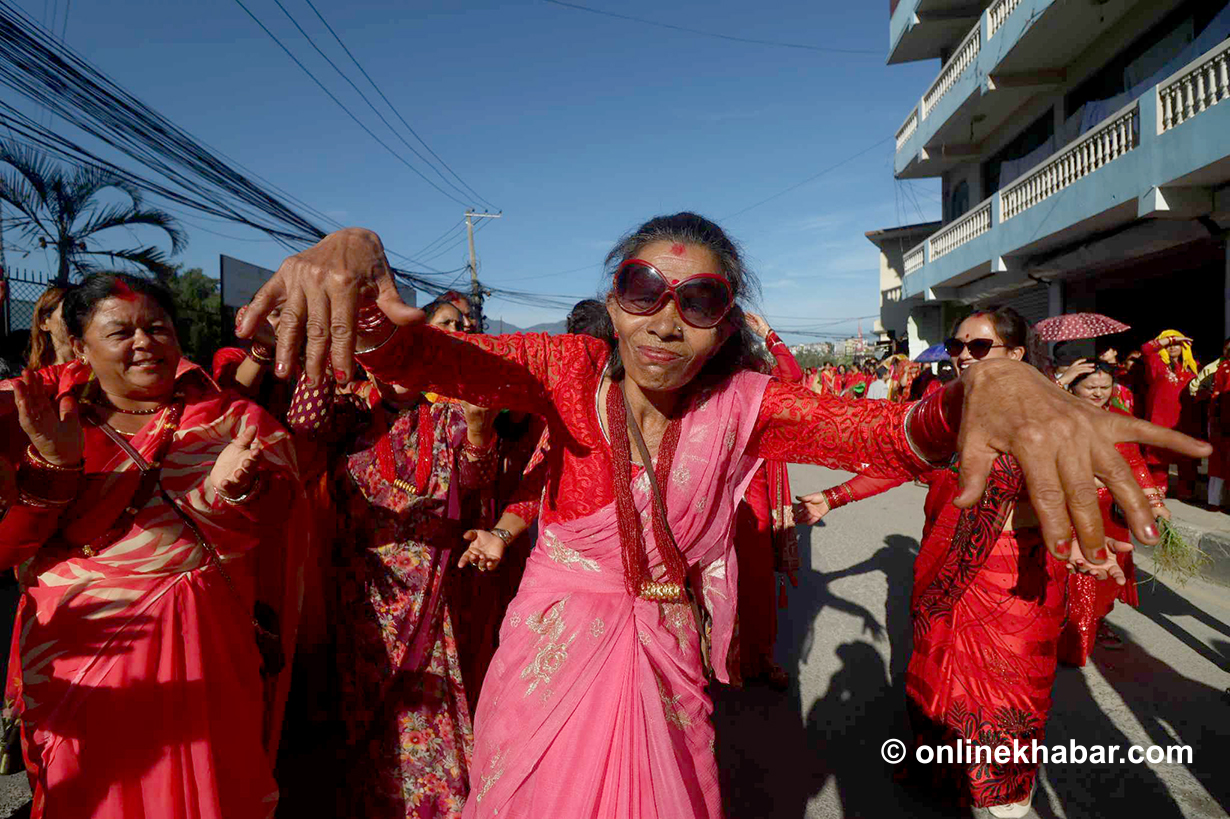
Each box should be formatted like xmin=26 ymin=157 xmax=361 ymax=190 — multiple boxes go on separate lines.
xmin=982 ymin=109 xmax=1054 ymax=197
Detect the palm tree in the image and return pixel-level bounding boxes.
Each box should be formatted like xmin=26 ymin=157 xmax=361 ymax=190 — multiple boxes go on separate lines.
xmin=0 ymin=141 xmax=186 ymax=284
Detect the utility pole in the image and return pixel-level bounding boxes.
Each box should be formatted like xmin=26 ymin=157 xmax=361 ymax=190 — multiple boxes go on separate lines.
xmin=465 ymin=210 xmax=501 ymax=331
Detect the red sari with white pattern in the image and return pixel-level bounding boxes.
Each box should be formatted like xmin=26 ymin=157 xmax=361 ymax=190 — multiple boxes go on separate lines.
xmin=0 ymin=360 xmax=306 ymax=819
xmin=822 ymin=458 xmax=1066 ymax=808
xmin=356 ymin=325 xmax=942 ymax=819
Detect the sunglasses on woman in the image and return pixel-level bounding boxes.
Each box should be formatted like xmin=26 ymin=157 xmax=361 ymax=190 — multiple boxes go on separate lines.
xmin=944 ymin=337 xmax=1006 ymax=359
xmin=613 ymin=259 xmax=734 ymax=330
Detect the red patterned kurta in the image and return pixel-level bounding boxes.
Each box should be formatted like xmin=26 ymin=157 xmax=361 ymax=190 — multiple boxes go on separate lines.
xmin=821 ymin=461 xmax=1067 ymax=808
xmin=300 ymin=382 xmax=495 ymax=819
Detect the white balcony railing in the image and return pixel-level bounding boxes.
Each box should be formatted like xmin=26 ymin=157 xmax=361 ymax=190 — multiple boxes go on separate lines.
xmin=1158 ymin=37 xmax=1230 ymax=133
xmin=920 ymin=24 xmax=980 ymax=119
xmin=930 ymin=199 xmax=992 ymax=260
xmin=897 ymin=107 xmax=919 ymax=151
xmin=1000 ymin=102 xmax=1139 ymax=222
xmin=987 ymin=0 xmax=1022 ymax=41
xmin=883 ymin=285 xmax=903 ymax=304
xmin=903 ymin=243 xmax=926 ymax=276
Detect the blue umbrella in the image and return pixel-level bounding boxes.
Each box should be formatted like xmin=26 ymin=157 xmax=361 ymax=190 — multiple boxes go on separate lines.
xmin=915 ymin=342 xmax=947 ymax=363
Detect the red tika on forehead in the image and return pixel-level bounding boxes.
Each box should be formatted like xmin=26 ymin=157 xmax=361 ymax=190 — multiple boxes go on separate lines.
xmin=669 ymin=243 xmax=687 ymax=256
xmin=111 ymin=278 xmax=140 ymax=302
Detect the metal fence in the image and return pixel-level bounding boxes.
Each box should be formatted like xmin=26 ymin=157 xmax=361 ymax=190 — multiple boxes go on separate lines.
xmin=2 ymin=268 xmax=224 ymax=370
xmin=2 ymin=267 xmax=54 ymax=337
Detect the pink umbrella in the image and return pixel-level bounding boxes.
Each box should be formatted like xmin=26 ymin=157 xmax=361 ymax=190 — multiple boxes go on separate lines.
xmin=1033 ymin=313 xmax=1130 ymax=342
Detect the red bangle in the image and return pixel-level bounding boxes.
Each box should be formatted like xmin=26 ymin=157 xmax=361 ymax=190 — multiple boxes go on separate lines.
xmin=822 ymin=484 xmax=854 ymax=511
xmin=909 ymin=385 xmax=958 ymax=461
xmin=18 ymin=446 xmax=82 ymax=507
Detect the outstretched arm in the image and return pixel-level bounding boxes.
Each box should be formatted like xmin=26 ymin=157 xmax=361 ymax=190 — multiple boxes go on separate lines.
xmin=795 ymin=473 xmax=912 ymax=525
xmin=357 ymin=323 xmax=604 ymax=418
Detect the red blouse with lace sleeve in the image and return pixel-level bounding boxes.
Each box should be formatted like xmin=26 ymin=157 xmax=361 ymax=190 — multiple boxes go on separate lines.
xmin=357 ymin=326 xmax=946 ymax=525
xmin=765 ymin=331 xmax=803 ymax=383
xmin=822 ymin=473 xmax=913 ymax=511
xmin=749 ymin=380 xmax=935 ymax=479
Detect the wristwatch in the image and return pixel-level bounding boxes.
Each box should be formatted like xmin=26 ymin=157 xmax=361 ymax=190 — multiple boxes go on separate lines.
xmin=489 ymin=527 xmax=515 ymax=546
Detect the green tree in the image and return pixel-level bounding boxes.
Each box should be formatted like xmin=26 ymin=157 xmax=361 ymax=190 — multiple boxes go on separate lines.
xmin=0 ymin=141 xmax=185 ymax=285
xmin=165 ymin=266 xmax=223 ymax=366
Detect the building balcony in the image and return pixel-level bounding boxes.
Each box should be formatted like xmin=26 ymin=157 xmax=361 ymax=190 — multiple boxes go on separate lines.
xmin=900 ymin=37 xmax=1230 ymax=301
xmin=894 ymin=0 xmax=1190 ymax=178
xmin=889 ymin=0 xmax=993 ymax=65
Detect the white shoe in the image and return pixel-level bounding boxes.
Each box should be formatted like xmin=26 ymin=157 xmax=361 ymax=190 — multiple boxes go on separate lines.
xmin=987 ymin=784 xmax=1035 ymax=818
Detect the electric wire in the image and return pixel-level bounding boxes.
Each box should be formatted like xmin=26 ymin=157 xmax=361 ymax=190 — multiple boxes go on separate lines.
xmin=300 ymin=0 xmax=498 ymax=211
xmin=229 ymin=0 xmax=471 ymax=207
xmin=542 ymin=0 xmax=881 ymax=55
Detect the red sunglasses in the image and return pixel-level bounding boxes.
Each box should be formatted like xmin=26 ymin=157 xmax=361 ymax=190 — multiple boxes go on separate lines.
xmin=613 ymin=259 xmax=734 ymax=329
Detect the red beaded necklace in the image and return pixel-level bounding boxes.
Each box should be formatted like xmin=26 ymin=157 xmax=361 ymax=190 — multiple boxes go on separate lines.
xmin=374 ymin=398 xmax=436 ymax=496
xmin=606 ymin=380 xmax=687 ymax=598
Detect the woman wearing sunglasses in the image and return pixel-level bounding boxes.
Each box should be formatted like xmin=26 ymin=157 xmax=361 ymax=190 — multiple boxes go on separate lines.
xmin=235 ymin=218 xmax=1207 ymax=819
xmin=794 ymin=308 xmax=1115 ymax=816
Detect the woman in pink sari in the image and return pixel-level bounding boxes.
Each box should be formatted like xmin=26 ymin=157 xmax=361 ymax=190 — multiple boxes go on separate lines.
xmin=239 ymin=216 xmax=1206 ymax=819
xmin=0 ymin=273 xmax=305 ymax=819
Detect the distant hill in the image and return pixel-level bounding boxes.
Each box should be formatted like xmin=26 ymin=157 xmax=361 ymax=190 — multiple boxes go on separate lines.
xmin=486 ymin=318 xmax=568 ymax=335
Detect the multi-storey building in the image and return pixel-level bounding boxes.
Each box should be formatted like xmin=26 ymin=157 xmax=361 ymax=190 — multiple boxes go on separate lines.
xmin=868 ymin=220 xmax=941 ymax=357
xmin=882 ymin=0 xmax=1230 ymax=359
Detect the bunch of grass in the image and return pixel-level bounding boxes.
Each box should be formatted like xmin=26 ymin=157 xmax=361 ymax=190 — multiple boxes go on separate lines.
xmin=1149 ymin=517 xmax=1211 ymax=586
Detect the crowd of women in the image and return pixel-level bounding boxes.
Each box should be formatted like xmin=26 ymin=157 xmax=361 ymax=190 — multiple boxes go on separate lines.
xmin=0 ymin=212 xmax=1210 ymax=819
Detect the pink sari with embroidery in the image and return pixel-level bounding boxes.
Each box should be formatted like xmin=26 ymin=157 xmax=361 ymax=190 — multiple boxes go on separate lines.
xmin=465 ymin=373 xmax=766 ymax=818
xmin=356 ymin=326 xmax=934 ymax=819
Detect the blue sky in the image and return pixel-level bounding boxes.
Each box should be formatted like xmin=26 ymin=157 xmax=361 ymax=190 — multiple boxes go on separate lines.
xmin=6 ymin=0 xmax=942 ymax=340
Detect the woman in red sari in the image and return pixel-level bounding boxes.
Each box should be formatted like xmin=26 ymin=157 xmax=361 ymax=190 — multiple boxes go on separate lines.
xmin=797 ymin=308 xmax=1101 ymax=817
xmin=0 ymin=273 xmax=305 ymax=819
xmin=238 ymin=219 xmax=1203 ymax=819
xmin=1202 ymin=339 xmax=1230 ymax=509
xmin=736 ymin=312 xmax=801 ymax=687
xmin=1141 ymin=330 xmax=1198 ymax=492
xmin=1057 ymin=362 xmax=1165 ymax=663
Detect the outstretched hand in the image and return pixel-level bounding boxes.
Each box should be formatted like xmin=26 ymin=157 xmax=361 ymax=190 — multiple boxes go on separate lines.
xmin=793 ymin=492 xmax=831 ymax=525
xmin=236 ymin=229 xmax=425 ymax=385
xmin=210 ymin=424 xmax=262 ymax=499
xmin=951 ymin=359 xmax=1211 ymax=566
xmin=458 ymin=529 xmax=505 ymax=571
xmin=12 ymin=372 xmax=82 ymax=466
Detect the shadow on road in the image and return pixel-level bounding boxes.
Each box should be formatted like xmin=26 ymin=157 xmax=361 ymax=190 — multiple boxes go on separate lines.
xmin=1036 ymin=622 xmax=1230 ymax=819
xmin=1133 ymin=569 xmax=1230 ymax=672
xmin=714 ymin=525 xmax=950 ymax=818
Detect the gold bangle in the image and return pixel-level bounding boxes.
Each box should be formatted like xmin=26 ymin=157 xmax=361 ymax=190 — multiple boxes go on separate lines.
xmin=25 ymin=445 xmax=83 ymax=472
xmin=215 ymin=475 xmax=261 ymax=506
xmin=247 ymin=343 xmax=275 ymax=365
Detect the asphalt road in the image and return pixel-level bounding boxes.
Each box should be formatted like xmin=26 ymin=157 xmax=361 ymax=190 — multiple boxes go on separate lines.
xmin=715 ymin=464 xmax=1230 ymax=819
xmin=3 ymin=463 xmax=1227 ymax=818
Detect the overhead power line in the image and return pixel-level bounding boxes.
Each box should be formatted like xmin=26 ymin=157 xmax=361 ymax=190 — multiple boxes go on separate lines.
xmin=543 ymin=0 xmax=880 ymax=55
xmin=230 ymin=0 xmax=472 ymax=208
xmin=300 ymin=0 xmax=498 ymax=211
xmin=721 ymin=136 xmax=894 ymax=221
xmin=266 ymin=0 xmax=486 ymax=209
